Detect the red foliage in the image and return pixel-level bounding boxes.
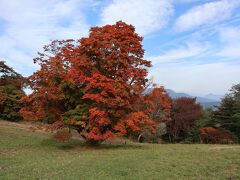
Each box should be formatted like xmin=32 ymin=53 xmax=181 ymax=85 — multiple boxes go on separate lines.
xmin=199 ymin=127 xmax=236 ymax=144
xmin=19 ymin=40 xmax=69 ymax=123
xmin=124 ymin=111 xmax=156 ymax=133
xmin=20 ymin=21 xmax=155 ymax=143
xmin=168 ymin=97 xmax=202 ymax=142
xmin=144 ymin=87 xmax=171 ymax=123
xmin=128 ymin=86 xmax=171 ymax=140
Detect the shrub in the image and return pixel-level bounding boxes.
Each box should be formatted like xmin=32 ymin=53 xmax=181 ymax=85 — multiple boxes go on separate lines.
xmin=199 ymin=127 xmax=237 ymax=144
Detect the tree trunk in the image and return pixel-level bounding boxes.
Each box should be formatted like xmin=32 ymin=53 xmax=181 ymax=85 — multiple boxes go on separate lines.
xmin=86 ymin=139 xmax=101 ymax=146
xmin=137 ymin=133 xmax=143 ymax=143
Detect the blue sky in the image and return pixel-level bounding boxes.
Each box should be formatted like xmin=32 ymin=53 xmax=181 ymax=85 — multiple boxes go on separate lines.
xmin=0 ymin=0 xmax=240 ymax=95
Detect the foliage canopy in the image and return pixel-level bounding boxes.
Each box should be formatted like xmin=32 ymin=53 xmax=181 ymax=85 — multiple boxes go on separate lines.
xmin=20 ymin=21 xmax=156 ymax=144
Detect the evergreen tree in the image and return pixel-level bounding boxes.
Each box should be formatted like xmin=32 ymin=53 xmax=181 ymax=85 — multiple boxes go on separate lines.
xmin=0 ymin=61 xmax=25 ymax=121
xmin=213 ymin=84 xmax=240 ymax=140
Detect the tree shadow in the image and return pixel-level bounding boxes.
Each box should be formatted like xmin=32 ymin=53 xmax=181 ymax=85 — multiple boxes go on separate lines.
xmin=98 ymin=143 xmax=143 ymax=150
xmin=40 ymin=138 xmax=84 ymax=150
xmin=40 ymin=138 xmax=144 ymax=151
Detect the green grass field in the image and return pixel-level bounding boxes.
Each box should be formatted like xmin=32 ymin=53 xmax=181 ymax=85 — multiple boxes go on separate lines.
xmin=0 ymin=120 xmax=240 ymax=180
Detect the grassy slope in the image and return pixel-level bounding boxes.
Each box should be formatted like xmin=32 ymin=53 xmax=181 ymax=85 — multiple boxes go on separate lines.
xmin=0 ymin=121 xmax=240 ymax=180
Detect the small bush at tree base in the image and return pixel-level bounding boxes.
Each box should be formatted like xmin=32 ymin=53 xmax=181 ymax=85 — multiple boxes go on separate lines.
xmin=53 ymin=128 xmax=72 ymax=143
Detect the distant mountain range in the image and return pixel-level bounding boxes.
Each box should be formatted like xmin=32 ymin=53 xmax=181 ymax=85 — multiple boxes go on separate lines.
xmin=166 ymin=89 xmax=222 ymax=108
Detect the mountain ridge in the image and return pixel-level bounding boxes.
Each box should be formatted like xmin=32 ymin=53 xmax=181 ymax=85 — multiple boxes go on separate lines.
xmin=166 ymin=89 xmax=222 ymax=108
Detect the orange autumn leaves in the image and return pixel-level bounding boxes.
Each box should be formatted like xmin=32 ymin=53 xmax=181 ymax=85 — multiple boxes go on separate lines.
xmin=20 ymin=21 xmax=171 ymax=143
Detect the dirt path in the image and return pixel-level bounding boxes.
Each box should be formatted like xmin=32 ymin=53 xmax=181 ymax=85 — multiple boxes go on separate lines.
xmin=0 ymin=120 xmax=34 ymax=130
xmin=0 ymin=120 xmax=85 ymax=141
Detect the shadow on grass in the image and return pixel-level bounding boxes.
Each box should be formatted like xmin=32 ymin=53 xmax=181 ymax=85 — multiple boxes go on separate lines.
xmin=41 ymin=138 xmax=83 ymax=150
xmin=40 ymin=138 xmax=143 ymax=151
xmin=99 ymin=143 xmax=143 ymax=150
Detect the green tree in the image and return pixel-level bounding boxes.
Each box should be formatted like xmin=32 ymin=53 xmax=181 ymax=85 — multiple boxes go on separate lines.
xmin=213 ymin=84 xmax=240 ymax=140
xmin=0 ymin=61 xmax=25 ymax=121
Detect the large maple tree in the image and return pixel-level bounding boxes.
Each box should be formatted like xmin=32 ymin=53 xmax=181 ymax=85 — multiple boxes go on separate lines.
xmin=20 ymin=21 xmax=155 ymax=144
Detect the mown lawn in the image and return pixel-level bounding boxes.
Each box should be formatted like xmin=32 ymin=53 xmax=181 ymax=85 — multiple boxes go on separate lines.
xmin=0 ymin=121 xmax=240 ymax=180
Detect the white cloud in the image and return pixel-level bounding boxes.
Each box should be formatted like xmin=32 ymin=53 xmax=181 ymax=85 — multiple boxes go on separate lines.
xmin=174 ymin=0 xmax=240 ymax=32
xmin=217 ymin=46 xmax=240 ymax=58
xmin=0 ymin=0 xmax=93 ymax=76
xmin=218 ymin=26 xmax=240 ymax=43
xmin=174 ymin=0 xmax=206 ymax=3
xmin=149 ymin=62 xmax=240 ymax=94
xmin=100 ymin=0 xmax=174 ymax=36
xmin=147 ymin=24 xmax=240 ymax=94
xmin=149 ymin=41 xmax=209 ymax=65
xmin=217 ymin=26 xmax=240 ymax=58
